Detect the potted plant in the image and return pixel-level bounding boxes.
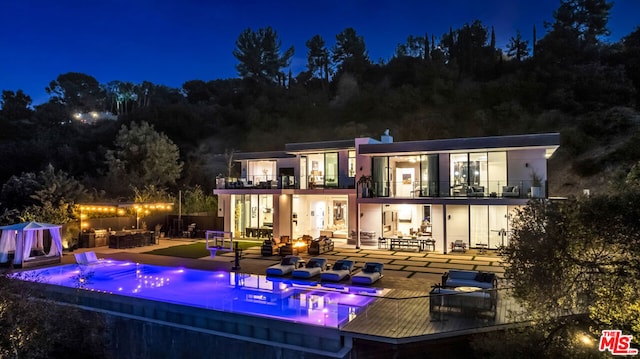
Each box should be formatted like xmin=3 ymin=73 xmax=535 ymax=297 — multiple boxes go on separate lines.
xmin=530 ymin=171 xmax=543 ymax=198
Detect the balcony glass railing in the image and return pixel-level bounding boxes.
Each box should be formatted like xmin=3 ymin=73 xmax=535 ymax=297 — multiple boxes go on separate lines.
xmin=361 ymin=180 xmax=546 ymax=199
xmin=341 ymin=287 xmax=531 ymax=335
xmin=216 ymin=177 xmax=546 ymax=197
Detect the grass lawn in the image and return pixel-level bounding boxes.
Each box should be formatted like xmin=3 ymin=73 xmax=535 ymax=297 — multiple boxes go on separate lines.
xmin=143 ymin=241 xmax=260 ymax=259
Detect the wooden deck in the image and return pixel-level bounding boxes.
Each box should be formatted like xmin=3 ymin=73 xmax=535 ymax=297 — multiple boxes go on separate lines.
xmin=341 ymin=287 xmax=528 ymax=344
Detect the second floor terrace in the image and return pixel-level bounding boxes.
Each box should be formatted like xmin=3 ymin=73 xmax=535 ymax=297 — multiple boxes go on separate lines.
xmin=214 ymin=133 xmax=560 ymax=200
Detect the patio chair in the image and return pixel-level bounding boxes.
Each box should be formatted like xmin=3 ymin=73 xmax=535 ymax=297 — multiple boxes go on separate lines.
xmin=320 ymin=260 xmax=354 ymax=282
xmin=183 ymin=223 xmax=196 ymax=238
xmin=351 ymin=262 xmax=384 ymax=285
xmin=266 ymin=255 xmax=301 ymax=276
xmin=292 ymin=257 xmax=327 ymax=279
xmin=451 ymin=240 xmax=467 ymax=253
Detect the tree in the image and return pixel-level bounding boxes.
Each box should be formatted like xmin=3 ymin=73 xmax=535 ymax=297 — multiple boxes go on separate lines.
xmin=233 ymin=26 xmax=294 ymax=84
xmin=305 ymin=34 xmax=331 ymax=83
xmin=182 ymin=80 xmax=212 ymax=105
xmin=224 ymin=148 xmax=237 ymax=178
xmin=0 ymin=90 xmax=33 ymax=122
xmin=621 ymin=26 xmax=640 ymax=104
xmin=132 ymin=184 xmax=172 ymax=203
xmin=448 ymin=20 xmax=490 ymax=75
xmin=182 ymin=185 xmax=217 ymax=214
xmin=0 ymin=90 xmax=33 ymax=139
xmin=554 ymin=0 xmax=613 ymax=46
xmin=331 ymin=27 xmax=370 ymax=75
xmin=493 ymin=195 xmax=640 ymax=356
xmin=105 ymin=121 xmax=183 ymax=192
xmin=506 ymin=30 xmax=530 ymax=61
xmin=0 ymin=165 xmax=86 ymax=222
xmin=32 ymin=100 xmax=72 ymax=127
xmin=104 ymin=80 xmax=138 ymax=115
xmin=533 ymin=24 xmax=538 ymax=56
xmin=45 ymin=72 xmax=105 ymax=113
xmin=28 ymin=164 xmax=88 ymax=208
xmin=0 ymin=172 xmax=40 ymax=213
xmin=537 ymin=0 xmax=613 ymax=63
xmin=395 ymin=35 xmax=426 ymax=58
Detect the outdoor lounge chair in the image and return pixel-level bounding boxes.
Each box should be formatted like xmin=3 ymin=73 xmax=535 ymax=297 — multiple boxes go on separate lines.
xmin=292 ymin=257 xmax=327 ymax=279
xmin=266 ymin=255 xmax=301 ymax=276
xmin=74 ymin=251 xmax=100 ymax=265
xmin=74 ymin=252 xmax=85 ymax=264
xmin=320 ymin=259 xmax=354 ymax=282
xmin=351 ymin=262 xmax=384 ymax=285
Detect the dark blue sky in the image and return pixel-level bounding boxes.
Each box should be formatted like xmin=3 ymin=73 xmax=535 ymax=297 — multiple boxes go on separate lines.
xmin=1 ymin=0 xmax=639 ymax=105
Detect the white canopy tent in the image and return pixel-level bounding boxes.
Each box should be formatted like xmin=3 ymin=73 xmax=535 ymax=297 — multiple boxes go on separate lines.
xmin=0 ymin=221 xmax=63 ymax=266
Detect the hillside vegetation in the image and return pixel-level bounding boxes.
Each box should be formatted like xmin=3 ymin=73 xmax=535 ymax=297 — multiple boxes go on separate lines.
xmin=0 ymin=0 xmax=639 ymax=208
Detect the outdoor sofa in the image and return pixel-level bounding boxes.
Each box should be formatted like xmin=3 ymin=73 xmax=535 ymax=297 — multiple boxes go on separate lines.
xmin=429 ymin=286 xmax=496 ymax=318
xmin=308 ymin=236 xmax=334 ymax=255
xmin=441 ymin=269 xmax=497 ymax=289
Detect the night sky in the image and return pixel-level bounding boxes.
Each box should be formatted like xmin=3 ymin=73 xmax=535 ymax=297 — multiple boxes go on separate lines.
xmin=1 ymin=0 xmax=639 ymax=105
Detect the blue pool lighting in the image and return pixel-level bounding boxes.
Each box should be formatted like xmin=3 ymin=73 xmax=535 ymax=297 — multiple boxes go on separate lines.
xmin=13 ymin=259 xmax=388 ymax=328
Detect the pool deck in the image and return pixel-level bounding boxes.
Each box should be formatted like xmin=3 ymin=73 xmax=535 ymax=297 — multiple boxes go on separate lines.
xmin=55 ymin=238 xmax=524 ymax=345
xmin=61 ymin=237 xmax=506 ymax=292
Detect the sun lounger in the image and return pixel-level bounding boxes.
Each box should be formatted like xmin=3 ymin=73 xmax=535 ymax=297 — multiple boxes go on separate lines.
xmin=266 ymin=255 xmax=301 ymax=276
xmin=292 ymin=257 xmax=327 ymax=279
xmin=74 ymin=251 xmax=100 ymax=265
xmin=320 ymin=259 xmax=354 ymax=282
xmin=74 ymin=252 xmax=86 ymax=264
xmin=351 ymin=262 xmax=384 ymax=285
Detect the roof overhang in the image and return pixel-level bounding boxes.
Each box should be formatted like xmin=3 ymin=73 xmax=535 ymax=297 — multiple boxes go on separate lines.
xmin=285 ymin=139 xmax=356 ymax=154
xmin=234 ymin=151 xmax=295 ymax=161
xmin=358 ymin=133 xmax=560 ymax=157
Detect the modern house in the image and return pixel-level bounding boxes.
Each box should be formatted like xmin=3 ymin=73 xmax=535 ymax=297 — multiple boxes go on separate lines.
xmin=214 ymin=132 xmax=560 ymax=253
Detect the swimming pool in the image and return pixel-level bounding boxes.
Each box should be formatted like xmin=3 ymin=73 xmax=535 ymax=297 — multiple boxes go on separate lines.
xmin=13 ymin=260 xmax=387 ymax=328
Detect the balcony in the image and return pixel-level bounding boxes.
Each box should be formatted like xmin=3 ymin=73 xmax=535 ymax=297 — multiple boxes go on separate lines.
xmin=216 ymin=176 xmax=355 ymax=190
xmin=362 ymin=180 xmax=546 ymax=199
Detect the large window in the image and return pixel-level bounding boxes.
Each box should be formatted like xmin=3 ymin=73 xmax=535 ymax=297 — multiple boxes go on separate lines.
xmin=231 ymin=194 xmax=273 ymax=239
xmin=371 ymin=154 xmax=439 ymax=198
xmin=247 ymin=160 xmax=276 ymax=183
xmin=325 ymin=153 xmax=338 ymax=187
xmin=488 ymin=152 xmax=507 ymax=195
xmin=470 ymin=205 xmax=509 ymax=249
xmin=450 ymin=153 xmax=468 ymax=196
xmin=307 ymin=152 xmax=338 ymax=188
xmin=372 ymin=157 xmax=389 ymax=197
xmin=450 ymin=152 xmax=506 ymax=196
xmin=419 ymin=154 xmax=439 ymax=196
xmin=307 ymin=154 xmax=324 ymax=188
xmin=348 ymin=150 xmax=356 ymax=178
xmin=469 ymin=153 xmax=487 ymax=188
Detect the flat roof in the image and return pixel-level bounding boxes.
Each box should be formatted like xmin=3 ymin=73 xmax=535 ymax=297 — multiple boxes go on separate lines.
xmin=358 ymin=133 xmax=560 ymax=155
xmin=285 ymin=139 xmax=356 ymax=153
xmin=234 ymin=151 xmax=295 ymax=160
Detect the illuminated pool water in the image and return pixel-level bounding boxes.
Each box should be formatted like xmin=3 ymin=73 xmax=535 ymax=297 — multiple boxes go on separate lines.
xmin=13 ymin=260 xmax=387 ymax=328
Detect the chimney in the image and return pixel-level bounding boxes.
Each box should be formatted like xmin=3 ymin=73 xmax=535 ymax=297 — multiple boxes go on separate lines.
xmin=381 ymin=129 xmax=393 ymax=143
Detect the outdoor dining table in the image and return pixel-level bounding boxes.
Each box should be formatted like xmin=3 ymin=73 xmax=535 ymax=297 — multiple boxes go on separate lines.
xmin=108 ymin=230 xmax=154 ymax=249
xmin=388 ymin=237 xmax=435 ymax=252
xmin=245 ymin=227 xmax=273 ymax=238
